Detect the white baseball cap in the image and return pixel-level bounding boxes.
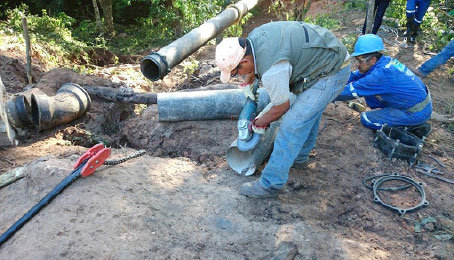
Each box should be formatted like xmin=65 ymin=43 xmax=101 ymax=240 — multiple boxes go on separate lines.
xmin=215 ymin=37 xmax=246 ymax=83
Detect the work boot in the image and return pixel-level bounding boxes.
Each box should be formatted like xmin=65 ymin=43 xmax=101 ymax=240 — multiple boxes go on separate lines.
xmin=405 ymin=17 xmax=416 ymax=44
xmin=411 ymin=23 xmax=421 ymax=43
xmin=239 ymin=180 xmax=280 ymax=198
xmin=413 ymin=68 xmax=426 ymax=78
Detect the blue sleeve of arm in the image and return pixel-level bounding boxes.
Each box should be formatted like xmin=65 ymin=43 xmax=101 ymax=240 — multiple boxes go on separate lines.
xmin=347 ymin=70 xmax=365 ymax=83
xmin=345 ymin=69 xmax=389 ymax=97
xmin=364 ymin=96 xmax=385 ymax=108
xmin=334 ymin=71 xmax=365 ymax=101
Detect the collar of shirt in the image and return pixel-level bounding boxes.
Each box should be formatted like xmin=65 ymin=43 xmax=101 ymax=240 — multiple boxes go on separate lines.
xmin=363 ymin=55 xmax=387 ymax=76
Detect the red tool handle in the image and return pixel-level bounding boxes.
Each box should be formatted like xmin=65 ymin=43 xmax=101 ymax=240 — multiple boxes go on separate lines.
xmin=74 ymin=143 xmax=106 ymax=169
xmin=81 ymin=147 xmax=111 ymax=177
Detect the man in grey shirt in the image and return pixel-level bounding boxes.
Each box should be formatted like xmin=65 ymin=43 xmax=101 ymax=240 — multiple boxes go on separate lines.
xmin=216 ymin=21 xmax=350 ymax=198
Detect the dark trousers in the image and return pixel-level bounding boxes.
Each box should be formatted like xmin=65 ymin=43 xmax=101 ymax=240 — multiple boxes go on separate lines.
xmin=362 ymin=0 xmax=391 ymax=34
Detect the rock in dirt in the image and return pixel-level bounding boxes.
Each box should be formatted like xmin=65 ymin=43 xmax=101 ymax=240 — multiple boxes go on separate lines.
xmin=267 ymin=241 xmax=298 ymax=260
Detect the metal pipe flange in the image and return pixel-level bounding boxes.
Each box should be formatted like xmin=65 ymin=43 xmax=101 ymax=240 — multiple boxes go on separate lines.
xmin=372 ymin=173 xmax=428 ymax=215
xmin=363 ymin=173 xmax=412 ymax=191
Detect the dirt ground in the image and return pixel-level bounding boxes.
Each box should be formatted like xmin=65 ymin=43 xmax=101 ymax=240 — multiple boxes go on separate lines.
xmin=1 ymin=1 xmax=454 ymax=259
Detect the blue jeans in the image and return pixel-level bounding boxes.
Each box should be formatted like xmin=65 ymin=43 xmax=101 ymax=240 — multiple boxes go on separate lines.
xmin=406 ymin=0 xmax=432 ymax=24
xmin=259 ymin=65 xmax=351 ymax=190
xmin=419 ymin=40 xmax=454 ymax=77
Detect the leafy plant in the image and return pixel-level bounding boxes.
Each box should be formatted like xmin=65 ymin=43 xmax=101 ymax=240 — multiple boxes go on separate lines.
xmin=343 ymin=0 xmax=366 ymax=11
xmin=304 ymin=14 xmax=341 ymax=31
xmin=268 ymin=0 xmax=311 ymax=21
xmin=182 ymin=58 xmax=199 ymax=76
xmin=342 ymin=33 xmax=357 ymax=53
xmin=223 ymin=12 xmax=253 ymax=37
xmin=2 ymin=6 xmax=89 ymax=67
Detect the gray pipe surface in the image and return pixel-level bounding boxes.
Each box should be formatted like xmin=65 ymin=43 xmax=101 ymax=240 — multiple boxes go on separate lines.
xmin=31 ymin=83 xmax=91 ymax=131
xmin=141 ymin=0 xmax=262 ymax=81
xmin=158 ymin=88 xmax=270 ymax=122
xmin=226 ymin=121 xmax=280 ymax=176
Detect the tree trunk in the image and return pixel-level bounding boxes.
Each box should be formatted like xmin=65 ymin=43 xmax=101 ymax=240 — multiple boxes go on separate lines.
xmin=98 ymin=0 xmax=115 ymax=36
xmin=365 ymin=0 xmax=375 ymax=34
xmin=92 ymin=0 xmax=103 ymax=34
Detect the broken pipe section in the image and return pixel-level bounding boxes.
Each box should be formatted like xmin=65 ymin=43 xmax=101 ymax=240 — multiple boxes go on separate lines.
xmin=157 ymin=87 xmax=279 ymax=176
xmin=226 ymin=121 xmax=279 ymax=176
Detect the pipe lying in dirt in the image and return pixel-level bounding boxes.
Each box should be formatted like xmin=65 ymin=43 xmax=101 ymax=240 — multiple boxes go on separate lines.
xmin=157 ymin=88 xmax=270 ymax=122
xmin=226 ymin=120 xmax=279 ymax=176
xmin=141 ymin=0 xmax=262 ymax=81
xmin=31 ymin=83 xmax=91 ymax=131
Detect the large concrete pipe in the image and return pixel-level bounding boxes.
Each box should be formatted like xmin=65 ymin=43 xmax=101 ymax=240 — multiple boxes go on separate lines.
xmin=158 ymin=88 xmax=270 ymax=121
xmin=31 ymin=83 xmax=91 ymax=131
xmin=226 ymin=120 xmax=280 ymax=176
xmin=141 ymin=0 xmax=262 ymax=81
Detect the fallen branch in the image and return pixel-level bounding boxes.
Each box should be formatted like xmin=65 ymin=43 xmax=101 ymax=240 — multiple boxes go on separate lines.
xmin=0 ymin=166 xmax=25 ymax=188
xmin=83 ymin=85 xmax=157 ymax=104
xmin=0 ymin=157 xmax=15 ymax=166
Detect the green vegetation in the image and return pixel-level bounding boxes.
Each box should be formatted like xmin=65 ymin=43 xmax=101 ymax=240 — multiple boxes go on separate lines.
xmin=0 ymin=0 xmax=233 ymax=69
xmin=304 ymin=14 xmax=341 ymax=31
xmin=2 ymin=6 xmax=89 ymax=68
xmin=384 ymin=0 xmax=453 ymax=51
xmin=341 ymin=33 xmax=358 ymax=53
xmin=0 ymin=0 xmax=452 ymax=71
xmin=344 ymin=0 xmax=453 ymax=51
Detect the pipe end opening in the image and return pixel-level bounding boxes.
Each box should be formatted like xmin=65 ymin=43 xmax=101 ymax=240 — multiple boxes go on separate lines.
xmin=141 ymin=53 xmax=168 ymax=81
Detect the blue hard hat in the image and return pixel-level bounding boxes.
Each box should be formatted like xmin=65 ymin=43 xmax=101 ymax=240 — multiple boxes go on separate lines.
xmin=351 ymin=34 xmax=384 ymax=57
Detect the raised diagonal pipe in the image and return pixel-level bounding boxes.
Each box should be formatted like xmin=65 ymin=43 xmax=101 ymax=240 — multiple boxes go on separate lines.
xmin=141 ymin=0 xmax=262 ymax=81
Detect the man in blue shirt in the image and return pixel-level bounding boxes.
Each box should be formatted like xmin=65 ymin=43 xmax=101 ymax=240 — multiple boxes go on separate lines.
xmin=336 ymin=34 xmax=432 ymax=130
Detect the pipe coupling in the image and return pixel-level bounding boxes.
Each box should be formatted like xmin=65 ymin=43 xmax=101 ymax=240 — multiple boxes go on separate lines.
xmin=140 ymin=52 xmax=169 ymax=81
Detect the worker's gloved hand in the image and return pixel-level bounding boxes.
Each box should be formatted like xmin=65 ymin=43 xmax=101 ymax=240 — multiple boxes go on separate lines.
xmin=348 ymin=101 xmax=366 ymax=112
xmin=240 ymin=82 xmax=257 ymax=101
xmin=249 ymin=118 xmax=267 ymax=134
